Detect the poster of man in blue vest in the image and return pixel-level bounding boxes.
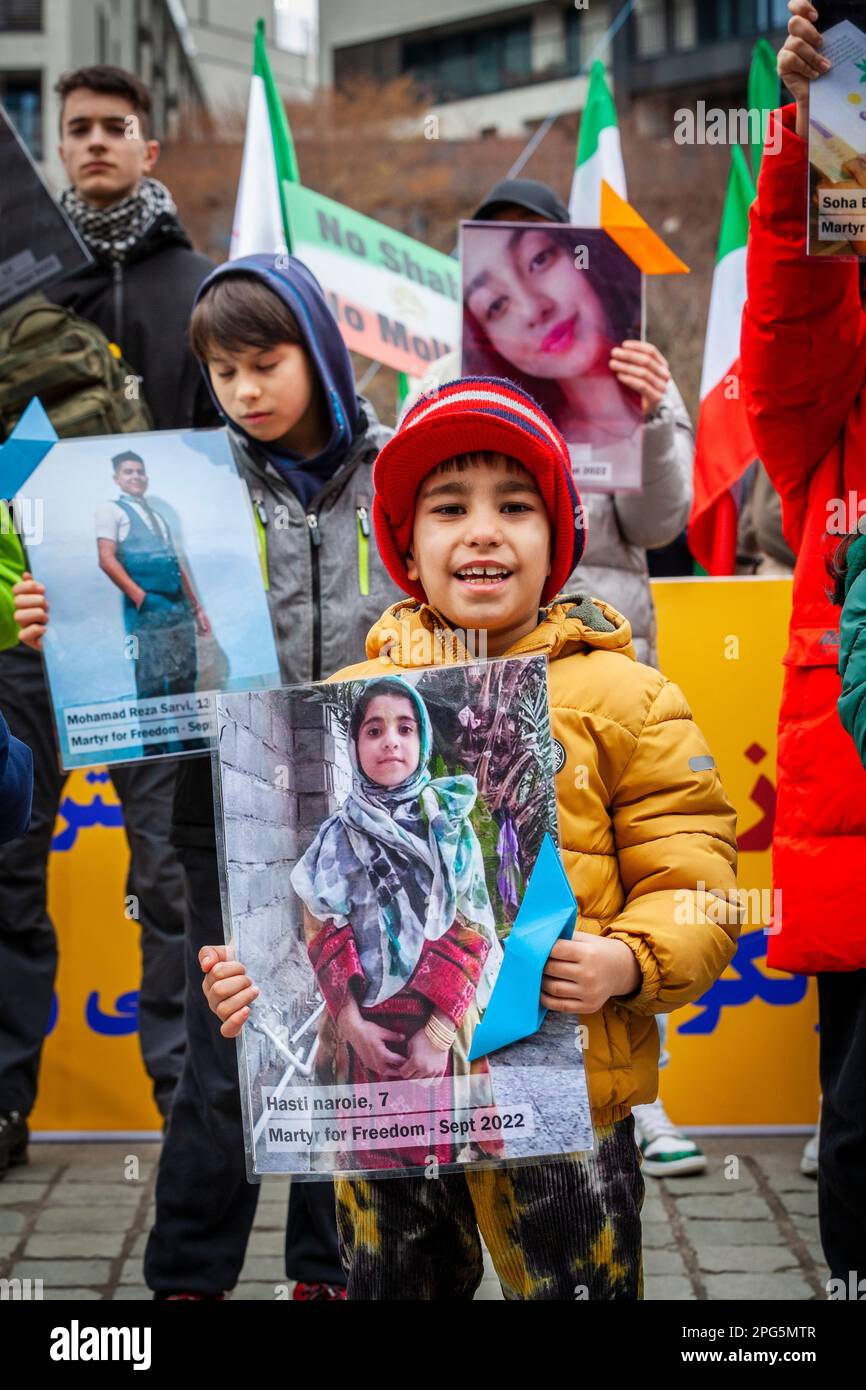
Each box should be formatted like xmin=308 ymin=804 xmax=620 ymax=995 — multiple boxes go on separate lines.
xmin=95 ymin=450 xmax=208 ymax=708
xmin=12 ymin=429 xmax=280 ymax=769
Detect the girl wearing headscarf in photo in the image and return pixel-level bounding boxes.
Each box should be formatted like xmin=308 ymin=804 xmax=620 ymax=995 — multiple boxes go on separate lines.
xmin=290 ymin=675 xmax=503 ymax=1168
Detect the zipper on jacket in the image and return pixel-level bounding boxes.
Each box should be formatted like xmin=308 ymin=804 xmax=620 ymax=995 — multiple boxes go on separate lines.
xmin=111 ymin=262 xmax=124 ymax=346
xmin=251 ymin=493 xmax=269 ymax=591
xmin=307 ymin=512 xmax=322 ymax=680
xmin=356 ymin=503 xmax=370 ymax=597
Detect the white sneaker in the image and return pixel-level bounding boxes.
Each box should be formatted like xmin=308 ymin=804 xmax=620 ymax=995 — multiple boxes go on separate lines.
xmin=633 ymin=1097 xmax=707 ymax=1177
xmin=800 ymin=1103 xmax=821 ymax=1178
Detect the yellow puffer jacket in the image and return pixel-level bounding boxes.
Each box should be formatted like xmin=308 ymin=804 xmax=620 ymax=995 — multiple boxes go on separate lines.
xmin=331 ymin=595 xmax=739 ymax=1126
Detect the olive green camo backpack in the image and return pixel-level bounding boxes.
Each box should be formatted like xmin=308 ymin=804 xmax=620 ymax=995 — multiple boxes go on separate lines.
xmin=0 ymin=292 xmax=153 ymax=441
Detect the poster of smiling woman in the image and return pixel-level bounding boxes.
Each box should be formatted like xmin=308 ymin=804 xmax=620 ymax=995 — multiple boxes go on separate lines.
xmin=460 ymin=223 xmax=644 ymax=492
xmin=214 ymin=657 xmax=594 ymax=1179
xmin=15 ymin=428 xmax=280 ymax=768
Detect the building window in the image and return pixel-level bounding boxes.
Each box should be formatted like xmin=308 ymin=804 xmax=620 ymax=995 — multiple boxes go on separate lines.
xmin=674 ymin=1 xmax=698 ymax=51
xmin=0 ymin=69 xmax=42 ymax=158
xmin=756 ymin=0 xmax=789 ymax=28
xmin=565 ymin=8 xmax=581 ymax=73
xmin=634 ymin=0 xmax=667 ymax=59
xmin=0 ymin=0 xmax=42 ymax=31
xmin=274 ymin=0 xmax=315 ymax=54
xmin=97 ymin=7 xmax=108 ymax=62
xmin=403 ymin=19 xmax=533 ymax=102
xmin=697 ymin=0 xmax=785 ymax=41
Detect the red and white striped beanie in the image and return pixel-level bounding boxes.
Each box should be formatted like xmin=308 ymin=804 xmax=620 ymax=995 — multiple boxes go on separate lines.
xmin=372 ymin=376 xmax=587 ymax=605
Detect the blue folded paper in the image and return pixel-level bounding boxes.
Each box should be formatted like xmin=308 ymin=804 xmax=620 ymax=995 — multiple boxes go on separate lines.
xmin=0 ymin=398 xmax=58 ymax=498
xmin=468 ymin=832 xmax=578 ymax=1061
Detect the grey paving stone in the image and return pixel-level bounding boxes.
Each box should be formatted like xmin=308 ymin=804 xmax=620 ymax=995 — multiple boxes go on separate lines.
xmin=755 ymin=1167 xmax=819 ymax=1194
xmin=644 ymin=1247 xmax=688 ymax=1276
xmin=232 ymin=1282 xmax=290 ymax=1300
xmin=246 ymin=1231 xmax=287 ymax=1256
xmin=474 ymin=1279 xmax=504 ymax=1301
xmin=644 ymin=1274 xmax=694 ymax=1300
xmin=640 ymin=1196 xmax=667 ymax=1223
xmin=252 ymin=1206 xmax=288 ymax=1230
xmin=25 ymin=1232 xmax=125 ymax=1258
xmin=675 ymin=1194 xmax=772 ymax=1221
xmin=0 ymin=1234 xmax=21 ymax=1256
xmin=111 ymin=1286 xmax=150 ymax=1300
xmin=10 ymin=1258 xmax=112 ymax=1284
xmin=258 ymin=1181 xmax=291 ymax=1203
xmin=42 ymin=1287 xmax=103 ymax=1300
xmin=789 ymin=1216 xmax=820 ymax=1242
xmin=778 ymin=1191 xmax=819 ymax=1217
xmin=63 ymin=1164 xmax=155 ymax=1184
xmin=230 ymin=1255 xmax=285 ymax=1281
xmin=0 ymin=1210 xmax=25 ymax=1234
xmin=661 ymin=1169 xmax=757 ymax=1194
xmin=34 ymin=1206 xmax=137 ymax=1234
xmin=685 ymin=1219 xmax=785 ymax=1249
xmin=7 ymin=1163 xmax=60 ymax=1182
xmin=119 ymin=1258 xmax=145 ymax=1285
xmin=0 ymin=1182 xmax=48 ymax=1204
xmin=642 ymin=1221 xmax=677 ymax=1248
xmin=704 ymin=1272 xmax=815 ymax=1301
xmin=129 ymin=1234 xmax=148 ymax=1257
xmin=697 ymin=1245 xmax=800 ymax=1273
xmin=52 ymin=1182 xmax=142 ymax=1205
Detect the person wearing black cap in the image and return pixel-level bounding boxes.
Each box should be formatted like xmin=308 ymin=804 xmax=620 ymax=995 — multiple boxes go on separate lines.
xmin=408 ymin=177 xmax=693 ymax=669
xmin=407 ymin=178 xmax=703 ymax=1181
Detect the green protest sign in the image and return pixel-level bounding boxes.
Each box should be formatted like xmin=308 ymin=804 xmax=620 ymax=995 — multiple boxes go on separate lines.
xmin=283 ymin=182 xmax=459 ymax=377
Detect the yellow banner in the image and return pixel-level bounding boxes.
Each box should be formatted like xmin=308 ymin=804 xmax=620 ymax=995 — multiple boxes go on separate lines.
xmin=653 ymin=577 xmax=818 ymax=1128
xmin=33 ymin=577 xmax=817 ymax=1132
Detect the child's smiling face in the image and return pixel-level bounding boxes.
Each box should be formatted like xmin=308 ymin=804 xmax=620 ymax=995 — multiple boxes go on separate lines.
xmin=407 ymin=453 xmax=553 ymax=656
xmin=357 ymin=694 xmax=421 ymax=788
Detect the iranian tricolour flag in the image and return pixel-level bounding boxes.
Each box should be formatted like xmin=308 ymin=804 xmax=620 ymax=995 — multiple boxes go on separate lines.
xmin=688 ymin=40 xmax=778 ymax=574
xmin=687 ymin=146 xmax=757 ymax=574
xmin=569 ymin=59 xmax=627 ymax=226
xmin=230 ymin=18 xmax=300 ymax=260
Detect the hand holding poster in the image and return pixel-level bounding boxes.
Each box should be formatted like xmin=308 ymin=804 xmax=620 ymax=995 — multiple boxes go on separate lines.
xmin=460 ymin=223 xmax=644 ymax=493
xmin=13 ymin=428 xmax=280 ymax=768
xmin=0 ymin=103 xmax=91 ymax=310
xmin=808 ymin=7 xmax=866 ymax=257
xmin=215 ymin=658 xmax=594 ymax=1179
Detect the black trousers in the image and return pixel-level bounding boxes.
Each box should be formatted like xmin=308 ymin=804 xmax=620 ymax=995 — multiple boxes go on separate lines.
xmin=0 ymin=644 xmax=185 ymax=1119
xmin=144 ymin=845 xmax=343 ymax=1294
xmin=817 ymin=969 xmax=866 ymax=1285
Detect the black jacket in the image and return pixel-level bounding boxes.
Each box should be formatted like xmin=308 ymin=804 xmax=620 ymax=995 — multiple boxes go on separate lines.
xmin=49 ymin=211 xmax=219 ymax=431
xmin=0 ymin=707 xmax=32 ymax=844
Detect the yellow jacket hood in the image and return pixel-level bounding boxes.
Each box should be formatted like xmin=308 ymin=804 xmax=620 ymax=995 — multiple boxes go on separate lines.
xmin=362 ymin=593 xmax=637 ymax=669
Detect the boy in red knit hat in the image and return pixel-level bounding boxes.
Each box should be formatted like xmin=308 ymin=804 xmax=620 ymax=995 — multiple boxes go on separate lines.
xmin=202 ymin=378 xmax=739 ymax=1300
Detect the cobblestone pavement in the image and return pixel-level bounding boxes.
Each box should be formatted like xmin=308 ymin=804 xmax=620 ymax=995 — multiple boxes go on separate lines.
xmin=0 ymin=1135 xmax=827 ymax=1301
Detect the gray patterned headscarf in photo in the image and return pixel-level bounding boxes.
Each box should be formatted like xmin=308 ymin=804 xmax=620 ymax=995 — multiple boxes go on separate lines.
xmin=290 ymin=676 xmax=503 ymax=1009
xmin=59 ymin=177 xmax=176 ymax=263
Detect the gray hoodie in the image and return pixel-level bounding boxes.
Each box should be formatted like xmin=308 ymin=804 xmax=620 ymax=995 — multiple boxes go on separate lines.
xmin=171 ymin=398 xmax=404 ymax=847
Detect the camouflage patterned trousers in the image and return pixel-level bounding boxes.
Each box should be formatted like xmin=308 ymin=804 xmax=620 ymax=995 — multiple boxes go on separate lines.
xmin=334 ymin=1117 xmax=644 ymax=1300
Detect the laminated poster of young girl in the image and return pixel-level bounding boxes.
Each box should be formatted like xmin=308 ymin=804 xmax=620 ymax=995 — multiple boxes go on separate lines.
xmin=214 ymin=657 xmax=594 ymax=1179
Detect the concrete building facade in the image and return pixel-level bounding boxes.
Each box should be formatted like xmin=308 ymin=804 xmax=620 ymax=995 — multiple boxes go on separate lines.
xmin=318 ymin=0 xmax=792 ymax=140
xmin=0 ymin=0 xmax=205 ymax=186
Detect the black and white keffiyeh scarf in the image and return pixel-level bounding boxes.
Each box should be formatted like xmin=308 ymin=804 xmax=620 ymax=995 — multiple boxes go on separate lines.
xmin=59 ymin=177 xmax=176 ymax=263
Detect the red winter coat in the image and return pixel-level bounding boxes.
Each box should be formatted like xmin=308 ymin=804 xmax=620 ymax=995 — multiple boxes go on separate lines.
xmin=742 ymin=104 xmax=866 ymax=973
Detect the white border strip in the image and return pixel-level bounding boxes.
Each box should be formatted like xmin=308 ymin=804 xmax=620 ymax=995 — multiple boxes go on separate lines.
xmin=30 ymin=1125 xmax=814 ymax=1142
xmin=31 ymin=1131 xmax=163 ymax=1143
